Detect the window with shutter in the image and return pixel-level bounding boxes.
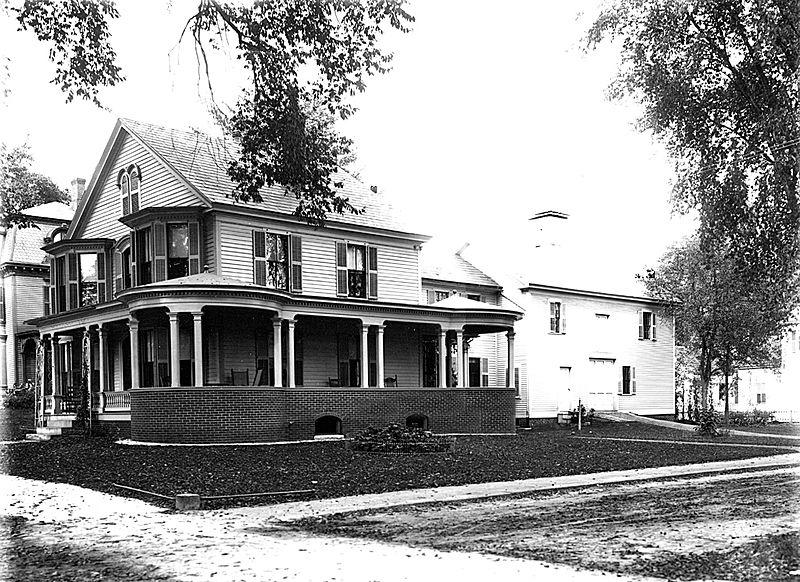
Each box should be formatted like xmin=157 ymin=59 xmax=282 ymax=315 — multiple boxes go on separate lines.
xmin=67 ymin=253 xmax=79 ymax=310
xmin=336 ymin=241 xmax=348 ymax=296
xmin=188 ymin=222 xmax=200 ymax=274
xmin=55 ymin=256 xmax=66 ymax=312
xmin=638 ymin=310 xmax=644 ymax=339
xmin=42 ymin=284 xmax=50 ymax=316
xmin=480 ymin=357 xmax=489 ymax=387
xmin=367 ymin=246 xmax=378 ymax=299
xmin=549 ymin=301 xmax=562 ymax=333
xmin=621 ymin=366 xmax=633 ymax=395
xmin=650 ymin=313 xmax=656 ymax=341
xmin=252 ymin=231 xmax=267 ymax=286
xmin=97 ymin=252 xmax=106 ymax=303
xmin=639 ymin=310 xmax=655 ymax=340
xmin=631 ymin=366 xmax=636 ymax=394
xmin=114 ymin=250 xmax=123 ymax=296
xmin=290 ymin=234 xmax=302 ymax=292
xmin=130 ymin=230 xmax=138 ymax=286
xmin=153 ymin=222 xmax=167 ymax=282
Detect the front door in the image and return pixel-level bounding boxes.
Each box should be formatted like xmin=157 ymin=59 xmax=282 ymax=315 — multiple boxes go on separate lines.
xmin=586 ymin=358 xmax=617 ymax=411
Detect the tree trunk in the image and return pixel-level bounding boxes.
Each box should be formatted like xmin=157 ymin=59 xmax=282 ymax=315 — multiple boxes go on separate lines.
xmin=724 ymin=349 xmax=730 ymax=426
xmin=699 ymin=339 xmax=712 ymax=412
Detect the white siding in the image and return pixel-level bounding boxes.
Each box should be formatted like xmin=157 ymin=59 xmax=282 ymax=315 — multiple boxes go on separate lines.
xmin=518 ymin=290 xmax=675 ymax=419
xmin=12 ymin=274 xmax=46 ymax=333
xmin=80 ymin=133 xmax=199 ymax=240
xmin=216 ymin=214 xmax=421 ymax=302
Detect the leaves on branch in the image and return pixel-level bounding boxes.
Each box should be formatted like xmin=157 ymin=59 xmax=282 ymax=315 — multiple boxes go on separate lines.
xmin=14 ymin=0 xmax=124 ymax=107
xmin=0 ymin=144 xmax=69 ymax=229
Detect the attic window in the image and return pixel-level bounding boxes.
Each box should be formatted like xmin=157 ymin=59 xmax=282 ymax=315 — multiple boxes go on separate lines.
xmin=118 ymin=165 xmax=141 ymax=216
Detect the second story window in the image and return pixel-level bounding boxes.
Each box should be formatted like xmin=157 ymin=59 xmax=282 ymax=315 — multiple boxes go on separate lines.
xmin=55 ymin=256 xmax=67 ymax=312
xmin=79 ymin=254 xmax=98 ymax=306
xmin=336 ymin=241 xmax=378 ymax=299
xmin=118 ymin=165 xmax=141 ymax=216
xmin=253 ymin=231 xmax=302 ymax=292
xmin=638 ymin=310 xmax=656 ymax=340
xmin=136 ymin=228 xmax=153 ymax=285
xmin=167 ymin=223 xmax=190 ymax=279
xmin=549 ymin=300 xmax=566 ymax=334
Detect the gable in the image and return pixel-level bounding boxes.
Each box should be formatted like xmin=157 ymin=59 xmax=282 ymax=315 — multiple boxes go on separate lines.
xmin=75 ymin=130 xmax=205 ymax=240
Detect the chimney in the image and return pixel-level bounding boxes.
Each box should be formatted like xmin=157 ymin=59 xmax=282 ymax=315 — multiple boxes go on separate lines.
xmin=529 ymin=210 xmax=569 ymax=249
xmin=70 ymin=178 xmax=86 ymax=211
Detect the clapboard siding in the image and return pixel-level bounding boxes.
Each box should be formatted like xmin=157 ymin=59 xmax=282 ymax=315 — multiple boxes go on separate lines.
xmin=202 ymin=214 xmax=217 ymax=274
xmin=11 ymin=274 xmax=45 ymax=333
xmin=420 ymin=282 xmax=502 ymax=306
xmin=299 ymin=318 xmax=348 ymax=387
xmin=519 ymin=290 xmax=675 ymax=418
xmin=80 ymin=132 xmax=199 ymax=240
xmin=216 ymin=214 xmax=421 ymax=302
xmin=384 ymin=324 xmax=421 ymax=385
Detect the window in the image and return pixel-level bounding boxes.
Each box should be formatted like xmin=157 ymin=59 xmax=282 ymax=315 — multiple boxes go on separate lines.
xmin=480 ymin=357 xmax=489 ymax=387
xmin=639 ymin=310 xmax=656 ymax=340
xmin=79 ymin=254 xmax=98 ymax=306
xmin=549 ymin=300 xmax=565 ymax=334
xmin=505 ymin=366 xmax=520 ymax=395
xmin=620 ymin=365 xmax=636 ymax=395
xmin=118 ymin=165 xmax=141 ymax=216
xmin=136 ymin=228 xmax=153 ymax=285
xmin=253 ymin=231 xmax=301 ymax=291
xmin=336 ymin=242 xmax=377 ymax=299
xmin=55 ymin=256 xmax=66 ymax=312
xmin=757 ymin=393 xmax=767 ymax=404
xmin=167 ymin=223 xmax=190 ymax=279
xmin=121 ymin=248 xmax=132 ymax=289
xmin=467 ymin=293 xmax=482 ymax=302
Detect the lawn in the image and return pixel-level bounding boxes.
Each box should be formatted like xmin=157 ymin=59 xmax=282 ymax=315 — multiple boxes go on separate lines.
xmin=0 ymin=408 xmax=35 ymax=441
xmin=1 ymin=420 xmax=795 ymax=508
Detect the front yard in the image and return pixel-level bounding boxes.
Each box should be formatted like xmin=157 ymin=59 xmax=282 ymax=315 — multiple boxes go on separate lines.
xmin=1 ymin=420 xmax=796 ymax=507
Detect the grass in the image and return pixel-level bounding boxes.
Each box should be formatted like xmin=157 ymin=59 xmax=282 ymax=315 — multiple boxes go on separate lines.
xmin=1 ymin=420 xmax=796 ymax=508
xmin=0 ymin=408 xmax=36 ymax=441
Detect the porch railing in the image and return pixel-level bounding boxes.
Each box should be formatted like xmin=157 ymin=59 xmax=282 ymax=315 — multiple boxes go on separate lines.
xmin=102 ymin=391 xmax=131 ymax=411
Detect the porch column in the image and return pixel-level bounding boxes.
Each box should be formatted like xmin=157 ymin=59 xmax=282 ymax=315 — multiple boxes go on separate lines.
xmin=97 ymin=325 xmax=107 ymax=393
xmin=272 ymin=318 xmax=283 ymax=388
xmin=287 ymin=319 xmax=296 ymax=388
xmin=192 ymin=312 xmax=204 ymax=387
xmin=455 ymin=330 xmax=464 ymax=388
xmin=168 ymin=312 xmax=180 ymax=387
xmin=376 ymin=325 xmax=385 ymax=388
xmin=439 ymin=329 xmax=447 ymax=388
xmin=50 ymin=335 xmax=58 ymax=399
xmin=83 ymin=327 xmax=92 ymax=394
xmin=361 ymin=324 xmax=370 ymax=388
xmin=0 ymin=332 xmax=6 ymax=391
xmin=507 ymin=330 xmax=516 ymax=389
xmin=463 ymin=338 xmax=470 ymax=387
xmin=129 ymin=317 xmax=140 ymax=389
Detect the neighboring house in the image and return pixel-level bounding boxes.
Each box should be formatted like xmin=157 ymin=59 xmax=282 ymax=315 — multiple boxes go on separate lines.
xmin=732 ymin=317 xmax=800 ymax=422
xmin=0 ymin=198 xmax=74 ymax=391
xmin=30 ymin=119 xmax=521 ymax=443
xmin=462 ymin=210 xmax=676 ymax=424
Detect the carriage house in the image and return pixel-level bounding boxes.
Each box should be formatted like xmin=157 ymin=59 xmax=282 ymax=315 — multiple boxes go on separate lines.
xmin=32 ymin=119 xmax=521 ymax=443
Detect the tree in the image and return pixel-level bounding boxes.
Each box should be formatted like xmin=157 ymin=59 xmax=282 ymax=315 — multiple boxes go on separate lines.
xmin=641 ymin=235 xmax=783 ymax=420
xmin=588 ymin=0 xmax=800 ymax=320
xmin=11 ymin=0 xmax=413 ymax=226
xmin=0 ymin=144 xmax=69 ymax=229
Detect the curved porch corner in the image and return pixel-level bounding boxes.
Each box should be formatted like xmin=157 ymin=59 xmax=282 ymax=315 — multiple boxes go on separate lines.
xmin=129 ymin=386 xmax=517 ymax=444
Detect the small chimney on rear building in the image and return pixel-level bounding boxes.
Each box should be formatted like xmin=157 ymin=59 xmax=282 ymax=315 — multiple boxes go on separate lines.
xmin=70 ymin=178 xmax=86 ymax=211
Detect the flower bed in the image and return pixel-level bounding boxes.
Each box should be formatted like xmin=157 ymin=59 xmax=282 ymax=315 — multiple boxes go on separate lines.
xmin=349 ymin=423 xmax=454 ymax=454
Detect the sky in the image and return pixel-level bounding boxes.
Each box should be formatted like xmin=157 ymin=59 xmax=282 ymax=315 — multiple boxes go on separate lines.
xmin=0 ymin=1 xmax=696 ymax=291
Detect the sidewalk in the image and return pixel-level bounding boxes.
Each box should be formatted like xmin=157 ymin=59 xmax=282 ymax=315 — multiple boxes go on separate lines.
xmin=220 ymin=451 xmax=800 ymax=522
xmin=598 ymin=411 xmax=800 ymax=440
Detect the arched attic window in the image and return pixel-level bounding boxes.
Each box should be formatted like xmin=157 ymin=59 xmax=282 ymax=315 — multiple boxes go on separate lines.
xmin=117 ymin=165 xmax=141 ymax=216
xmin=48 ymin=225 xmax=68 ymax=243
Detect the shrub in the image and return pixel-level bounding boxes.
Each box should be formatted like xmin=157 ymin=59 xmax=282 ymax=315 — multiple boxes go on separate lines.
xmin=570 ymin=405 xmax=595 ymax=426
xmin=350 ymin=423 xmax=453 ymax=454
xmin=2 ymin=383 xmax=35 ymax=409
xmin=727 ymin=410 xmax=775 ymax=426
xmin=696 ymin=407 xmax=721 ymax=436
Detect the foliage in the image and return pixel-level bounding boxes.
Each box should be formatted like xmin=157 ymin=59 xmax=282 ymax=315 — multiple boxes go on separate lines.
xmin=696 ymin=407 xmax=722 ymax=436
xmin=727 ymin=410 xmax=775 ymax=426
xmin=2 ymin=382 xmax=34 ymax=409
xmin=587 ymin=0 xmax=800 ymax=322
xmin=569 ymin=404 xmax=595 ymax=426
xmin=0 ymin=144 xmax=69 ymax=228
xmin=14 ymin=0 xmax=124 ymax=106
xmin=641 ymin=235 xmax=783 ymax=411
xmin=13 ymin=0 xmax=413 ymax=226
xmin=350 ymin=423 xmax=453 ymax=453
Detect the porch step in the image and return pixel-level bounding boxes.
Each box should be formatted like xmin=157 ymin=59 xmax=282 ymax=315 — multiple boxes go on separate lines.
xmin=46 ymin=415 xmax=78 ymax=428
xmin=25 ymin=432 xmax=51 ymax=441
xmin=35 ymin=426 xmax=64 ymax=436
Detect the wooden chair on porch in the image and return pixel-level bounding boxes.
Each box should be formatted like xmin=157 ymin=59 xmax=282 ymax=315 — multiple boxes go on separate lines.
xmin=231 ymin=369 xmax=249 ymax=386
xmin=384 ymin=375 xmax=398 ymax=387
xmin=328 ymin=377 xmax=340 ymax=387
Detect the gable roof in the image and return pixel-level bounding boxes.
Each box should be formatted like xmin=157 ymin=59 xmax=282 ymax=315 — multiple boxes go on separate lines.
xmin=120 ymin=119 xmax=409 ymax=232
xmin=21 ymin=201 xmax=73 ymax=222
xmin=420 ymin=243 xmax=499 ymax=288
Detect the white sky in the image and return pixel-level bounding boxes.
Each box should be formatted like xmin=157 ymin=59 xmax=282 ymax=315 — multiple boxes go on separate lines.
xmin=0 ymin=1 xmax=695 ymax=287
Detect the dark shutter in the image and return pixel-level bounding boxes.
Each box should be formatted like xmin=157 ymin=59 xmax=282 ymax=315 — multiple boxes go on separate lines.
xmin=97 ymin=252 xmax=106 ymax=303
xmin=49 ymin=257 xmax=56 ymax=313
xmin=67 ymin=252 xmax=79 ymax=309
xmin=253 ymin=231 xmax=266 ymax=286
xmin=651 ymin=313 xmax=657 ymax=341
xmin=561 ymin=303 xmax=567 ymax=333
xmin=130 ymin=230 xmax=138 ymax=286
xmin=426 ymin=289 xmax=434 ymax=304
xmin=42 ymin=284 xmax=50 ymax=317
xmin=336 ymin=241 xmax=348 ymax=296
xmin=367 ymin=246 xmax=378 ymax=299
xmin=188 ymin=222 xmax=200 ymax=275
xmin=638 ymin=310 xmax=644 ymax=339
xmin=153 ymin=222 xmax=167 ymax=282
xmin=632 ymin=366 xmax=637 ymax=394
xmin=290 ymin=234 xmax=302 ymax=292
xmin=114 ymin=250 xmax=123 ymax=295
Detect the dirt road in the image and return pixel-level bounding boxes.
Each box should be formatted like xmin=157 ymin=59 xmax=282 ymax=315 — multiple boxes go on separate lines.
xmin=294 ymin=466 xmax=800 ymax=581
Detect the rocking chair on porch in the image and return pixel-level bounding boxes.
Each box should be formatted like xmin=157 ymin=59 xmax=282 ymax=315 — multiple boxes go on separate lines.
xmin=231 ymin=369 xmax=249 ymax=386
xmin=384 ymin=375 xmax=398 ymax=387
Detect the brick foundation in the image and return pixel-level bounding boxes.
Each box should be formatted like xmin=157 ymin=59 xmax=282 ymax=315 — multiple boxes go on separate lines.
xmin=130 ymin=387 xmax=516 ymax=444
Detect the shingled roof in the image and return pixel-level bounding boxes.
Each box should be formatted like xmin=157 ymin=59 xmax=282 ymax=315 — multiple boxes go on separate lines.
xmin=120 ymin=119 xmax=409 ymax=233
xmin=420 ymin=243 xmax=499 ymax=288
xmin=1 ymin=202 xmax=72 ymax=266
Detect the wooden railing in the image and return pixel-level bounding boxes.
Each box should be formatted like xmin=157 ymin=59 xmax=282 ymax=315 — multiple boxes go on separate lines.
xmin=102 ymin=391 xmax=131 ymax=411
